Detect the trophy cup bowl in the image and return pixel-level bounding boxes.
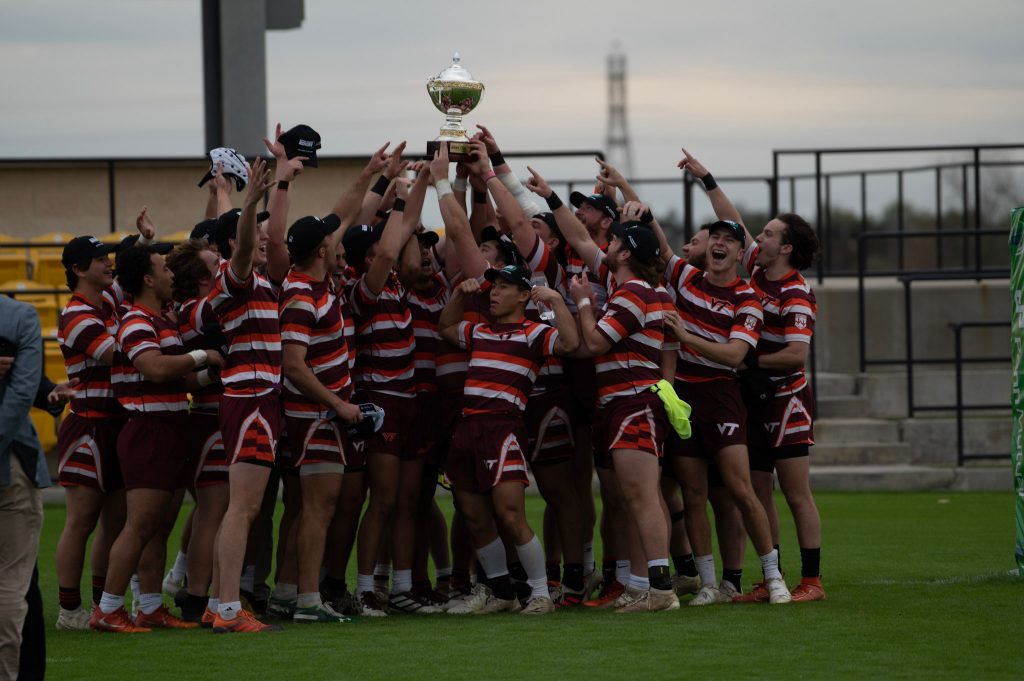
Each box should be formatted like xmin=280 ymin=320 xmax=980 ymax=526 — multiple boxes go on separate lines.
xmin=426 ymin=53 xmax=484 ymax=161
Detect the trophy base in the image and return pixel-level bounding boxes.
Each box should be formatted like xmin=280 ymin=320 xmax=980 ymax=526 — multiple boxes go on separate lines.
xmin=425 ymin=140 xmax=472 ymax=162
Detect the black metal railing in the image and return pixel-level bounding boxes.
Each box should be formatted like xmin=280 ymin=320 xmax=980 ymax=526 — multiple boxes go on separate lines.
xmin=948 ymin=321 xmax=1010 ymax=465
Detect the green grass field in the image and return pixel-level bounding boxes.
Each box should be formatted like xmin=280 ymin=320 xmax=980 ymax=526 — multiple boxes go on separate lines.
xmin=36 ymin=491 xmax=1023 ymax=680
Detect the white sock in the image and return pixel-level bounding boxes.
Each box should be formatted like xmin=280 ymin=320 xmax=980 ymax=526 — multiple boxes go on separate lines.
xmin=129 ymin=574 xmax=140 ymax=601
xmin=170 ymin=551 xmax=188 ymax=582
xmin=476 ymin=537 xmax=510 ymax=580
xmin=99 ymin=592 xmax=124 ymax=615
xmin=647 ymin=558 xmax=670 ymax=569
xmin=272 ymin=582 xmax=297 ymax=601
xmin=615 ymin=560 xmax=630 ymax=585
xmin=515 ymin=536 xmax=550 ymax=599
xmin=695 ymin=554 xmax=717 ymax=588
xmin=759 ymin=549 xmax=783 ymax=581
xmin=393 ymin=569 xmax=413 ymax=593
xmin=356 ymin=574 xmax=375 ymax=595
xmin=207 ymin=597 xmax=219 ymax=611
xmin=218 ymin=600 xmax=242 ymax=620
xmin=583 ymin=542 xmax=596 ymax=575
xmin=628 ymin=574 xmax=650 ymax=592
xmin=138 ymin=592 xmax=163 ymax=615
xmin=296 ymin=592 xmax=321 ymax=609
xmin=240 ymin=565 xmax=255 ymax=594
xmin=373 ymin=563 xmax=391 ymax=578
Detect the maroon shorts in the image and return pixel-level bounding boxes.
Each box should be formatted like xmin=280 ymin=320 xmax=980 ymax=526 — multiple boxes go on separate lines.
xmin=286 ymin=416 xmax=348 ymax=469
xmin=354 ymin=391 xmax=417 ymax=458
xmin=445 ymin=414 xmax=530 ymax=494
xmin=403 ymin=392 xmax=441 ymax=462
xmin=669 ymin=380 xmax=747 ymax=459
xmin=189 ymin=413 xmax=228 ymax=488
xmin=220 ymin=392 xmax=282 ymax=468
xmin=563 ymin=357 xmax=598 ymax=426
xmin=596 ymin=393 xmax=668 ymax=462
xmin=56 ymin=413 xmax=125 ymax=492
xmin=747 ymin=385 xmax=815 ymax=450
xmin=117 ymin=412 xmax=191 ymax=491
xmin=524 ymin=387 xmax=574 ymax=465
xmin=431 ymin=391 xmax=463 ymax=468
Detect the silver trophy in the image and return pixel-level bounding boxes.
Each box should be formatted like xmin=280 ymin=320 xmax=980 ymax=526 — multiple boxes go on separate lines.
xmin=426 ymin=53 xmax=485 ymax=161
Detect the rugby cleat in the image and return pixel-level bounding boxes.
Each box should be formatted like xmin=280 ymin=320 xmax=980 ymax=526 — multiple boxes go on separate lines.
xmin=357 ymin=591 xmax=388 ymax=617
xmin=790 ymin=576 xmax=826 ymax=602
xmin=732 ymin=581 xmax=769 ymax=603
xmin=615 ymin=588 xmax=680 ymax=613
xmin=441 ymin=585 xmax=474 ymax=612
xmin=555 ymin=588 xmax=585 ymax=608
xmin=583 ymin=570 xmax=604 ymax=599
xmin=266 ymin=595 xmax=296 ymax=620
xmin=520 ymin=596 xmax=555 ymax=615
xmin=201 ymin=607 xmax=217 ymax=629
xmin=212 ymin=609 xmax=282 ymax=633
xmin=89 ymin=607 xmax=151 ymax=633
xmin=293 ymin=602 xmax=353 ymax=623
xmin=162 ymin=571 xmax=185 ymax=599
xmin=446 ymin=584 xmax=492 ymax=615
xmin=671 ymin=573 xmax=702 ymax=597
xmin=583 ymin=581 xmax=625 ymax=609
xmin=477 ymin=594 xmax=522 ymax=615
xmin=688 ymin=585 xmax=726 ymax=606
xmin=388 ymin=590 xmax=442 ymax=614
xmin=718 ymin=581 xmax=740 ymax=602
xmin=135 ymin=605 xmax=199 ymax=629
xmin=56 ymin=606 xmax=92 ymax=631
xmin=765 ymin=577 xmax=792 ymax=604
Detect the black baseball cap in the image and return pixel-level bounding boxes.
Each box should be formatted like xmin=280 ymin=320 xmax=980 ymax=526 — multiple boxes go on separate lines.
xmin=212 ymin=208 xmax=271 ymax=246
xmin=416 ymin=230 xmax=440 ymax=248
xmin=117 ymin=234 xmax=174 ymax=255
xmin=569 ymin=192 xmax=618 ymax=221
xmin=62 ymin=236 xmax=118 ymax=269
xmin=479 ymin=226 xmax=521 ymax=266
xmin=279 ymin=124 xmax=321 ymax=167
xmin=709 ymin=220 xmax=745 ymax=246
xmin=620 ymin=225 xmax=662 ymax=263
xmin=287 ymin=214 xmax=342 ymax=258
xmin=342 ymin=223 xmax=383 ymax=268
xmin=484 ymin=263 xmax=533 ymax=291
xmin=191 ymin=219 xmax=218 ymax=242
xmin=532 ymin=212 xmax=566 ymax=244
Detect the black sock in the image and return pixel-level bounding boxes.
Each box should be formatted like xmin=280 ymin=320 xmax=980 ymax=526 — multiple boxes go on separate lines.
xmin=91 ymin=575 xmax=105 ymax=607
xmin=602 ymin=559 xmax=616 ymax=586
xmin=673 ymin=553 xmax=698 ymax=577
xmin=722 ymin=568 xmax=743 ymax=593
xmin=474 ymin=560 xmax=489 ymax=587
xmin=58 ymin=586 xmax=81 ymax=611
xmin=546 ymin=561 xmax=561 ymax=583
xmin=489 ymin=574 xmax=515 ymax=600
xmin=562 ymin=563 xmax=584 ymax=592
xmin=648 ymin=565 xmax=672 ymax=591
xmin=321 ymin=575 xmax=347 ymax=592
xmin=508 ymin=561 xmax=528 ymax=582
xmin=774 ymin=544 xmax=781 ymax=565
xmin=800 ymin=547 xmax=821 ymax=578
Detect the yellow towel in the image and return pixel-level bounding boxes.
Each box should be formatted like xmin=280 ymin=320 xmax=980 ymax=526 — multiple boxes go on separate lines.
xmin=650 ymin=379 xmax=692 ymax=440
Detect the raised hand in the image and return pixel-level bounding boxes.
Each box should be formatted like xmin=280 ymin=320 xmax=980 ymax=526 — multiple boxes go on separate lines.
xmin=465 ymin=140 xmax=491 ymax=177
xmin=568 ymin=274 xmax=594 ymax=306
xmin=135 ymin=206 xmax=156 ymax=239
xmin=429 ymin=142 xmax=451 ymax=184
xmin=210 ymin=161 xmax=232 ymax=194
xmin=244 ymin=157 xmax=273 ymax=207
xmin=621 ymin=200 xmax=650 ymax=223
xmin=530 ymin=285 xmax=561 ymax=306
xmin=475 ymin=124 xmax=500 ymax=154
xmin=394 ymin=177 xmax=412 ymax=201
xmin=263 ymin=122 xmax=287 ymax=159
xmin=458 ymin=278 xmax=482 ymax=296
xmin=525 ymin=166 xmax=553 ymax=199
xmin=596 ymin=157 xmax=627 ymax=188
xmin=384 ymin=141 xmax=409 ymax=179
xmin=277 ymin=156 xmax=306 ymax=182
xmin=367 ymin=142 xmax=391 ymax=175
xmin=678 ymin=148 xmax=710 ymax=178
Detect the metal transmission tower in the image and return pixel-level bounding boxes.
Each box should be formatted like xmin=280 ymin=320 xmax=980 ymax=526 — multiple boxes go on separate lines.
xmin=606 ymin=47 xmax=634 ymax=178
xmin=202 ymin=0 xmax=305 ymax=157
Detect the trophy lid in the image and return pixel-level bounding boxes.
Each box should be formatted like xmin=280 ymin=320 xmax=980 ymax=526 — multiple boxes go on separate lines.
xmin=433 ymin=52 xmax=477 ymax=83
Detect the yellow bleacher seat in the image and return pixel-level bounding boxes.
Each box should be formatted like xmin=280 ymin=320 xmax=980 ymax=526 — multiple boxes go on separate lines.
xmin=31 ymin=409 xmax=59 ymax=452
xmin=0 ymin=280 xmax=61 ymax=329
xmin=31 ymin=253 xmax=67 ymax=287
xmin=164 ymin=230 xmax=192 ymax=243
xmin=99 ymin=232 xmax=132 ymax=245
xmin=0 ymin=253 xmax=30 ymax=282
xmin=44 ymin=338 xmax=67 ymax=383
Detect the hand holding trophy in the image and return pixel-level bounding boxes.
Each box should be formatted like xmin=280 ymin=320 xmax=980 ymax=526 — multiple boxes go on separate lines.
xmin=425 ymin=53 xmax=485 ymax=162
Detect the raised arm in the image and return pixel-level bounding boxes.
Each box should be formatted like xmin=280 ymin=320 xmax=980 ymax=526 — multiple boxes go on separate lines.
xmin=678 ymin=148 xmax=754 ymax=244
xmin=465 ymin=140 xmax=538 ymax=258
xmin=205 ymin=162 xmax=234 ymax=219
xmin=363 ymin=178 xmax=416 ymax=296
xmin=355 ymin=142 xmax=404 ymax=225
xmin=332 ymin=142 xmax=394 ymax=230
xmin=264 ymin=123 xmax=307 ymax=284
xmin=526 ymin=166 xmax=602 ymax=269
xmin=622 ymin=200 xmax=674 ymax=262
xmin=431 ymin=143 xmax=488 ymax=279
xmin=596 ymin=158 xmax=640 ymax=204
xmin=230 ymin=157 xmax=274 ymax=282
xmin=396 ymin=165 xmax=431 ymax=286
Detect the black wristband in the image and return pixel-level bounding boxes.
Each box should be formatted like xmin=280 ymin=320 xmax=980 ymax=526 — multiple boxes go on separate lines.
xmin=375 ymin=209 xmax=389 ymax=220
xmin=488 ymin=151 xmax=506 ymax=167
xmin=473 ymin=190 xmax=488 ymax=204
xmin=640 ymin=209 xmax=654 ymax=225
xmin=545 ymin=193 xmax=563 ymax=211
xmin=700 ymin=173 xmax=718 ymax=191
xmin=743 ymin=353 xmax=759 ymax=369
xmin=276 ymin=180 xmax=290 ymax=191
xmin=392 ymin=198 xmax=406 ymax=212
xmin=371 ymin=175 xmax=390 ymax=196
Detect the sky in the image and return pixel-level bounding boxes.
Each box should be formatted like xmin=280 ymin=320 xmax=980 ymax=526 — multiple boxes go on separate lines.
xmin=2 ymin=0 xmax=1023 ymax=220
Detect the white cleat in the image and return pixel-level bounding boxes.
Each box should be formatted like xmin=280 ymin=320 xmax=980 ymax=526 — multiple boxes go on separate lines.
xmin=718 ymin=581 xmax=740 ymax=602
xmin=520 ymin=596 xmax=555 ymax=615
xmin=357 ymin=590 xmax=388 ymax=617
xmin=583 ymin=571 xmax=604 ymax=599
xmin=688 ymin=584 xmax=724 ymax=606
xmin=162 ymin=571 xmax=184 ymax=599
xmin=446 ymin=584 xmax=491 ymax=615
xmin=765 ymin=577 xmax=792 ymax=604
xmin=478 ymin=594 xmax=521 ymax=615
xmin=56 ymin=606 xmax=92 ymax=630
xmin=672 ymin=574 xmax=702 ymax=597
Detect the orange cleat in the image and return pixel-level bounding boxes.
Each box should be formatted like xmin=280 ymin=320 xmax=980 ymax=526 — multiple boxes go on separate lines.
xmin=135 ymin=605 xmax=199 ymax=629
xmin=583 ymin=581 xmax=625 ymax=609
xmin=732 ymin=582 xmax=769 ymax=603
xmin=89 ymin=607 xmax=151 ymax=633
xmin=212 ymin=609 xmax=282 ymax=634
xmin=790 ymin=577 xmax=826 ymax=602
xmin=201 ymin=607 xmax=217 ymax=629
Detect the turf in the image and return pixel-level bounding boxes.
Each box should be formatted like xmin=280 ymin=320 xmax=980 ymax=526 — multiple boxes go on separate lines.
xmin=36 ymin=491 xmax=1023 ymax=681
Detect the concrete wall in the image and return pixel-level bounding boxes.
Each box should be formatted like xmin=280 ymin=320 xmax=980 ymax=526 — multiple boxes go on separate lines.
xmin=0 ymin=158 xmax=367 ymax=239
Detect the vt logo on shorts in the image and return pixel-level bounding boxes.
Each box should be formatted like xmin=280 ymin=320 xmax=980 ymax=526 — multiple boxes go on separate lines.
xmin=716 ymin=422 xmax=739 ymax=436
xmin=484 ymin=459 xmax=497 ymax=470
xmin=382 ymin=432 xmax=397 ymax=442
xmin=764 ymin=422 xmax=782 ymax=434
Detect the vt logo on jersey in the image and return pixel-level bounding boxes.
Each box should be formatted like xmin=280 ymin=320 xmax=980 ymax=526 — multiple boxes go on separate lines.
xmin=717 ymin=423 xmax=739 ymax=435
xmin=710 ymin=298 xmax=733 ymax=313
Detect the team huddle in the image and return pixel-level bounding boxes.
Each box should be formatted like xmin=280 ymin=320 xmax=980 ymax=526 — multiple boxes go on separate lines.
xmin=51 ymin=123 xmax=823 ymax=634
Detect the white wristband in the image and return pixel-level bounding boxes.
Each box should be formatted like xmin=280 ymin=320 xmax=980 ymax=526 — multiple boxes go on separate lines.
xmin=187 ymin=349 xmax=208 ymax=368
xmin=577 ymin=298 xmax=592 ymax=309
xmin=452 ymin=177 xmax=468 ymax=193
xmin=435 ymin=179 xmax=453 ymax=200
xmin=136 ymin=234 xmax=154 ymax=246
xmin=196 ymin=368 xmax=215 ymax=387
xmin=497 ymin=171 xmax=541 ymax=217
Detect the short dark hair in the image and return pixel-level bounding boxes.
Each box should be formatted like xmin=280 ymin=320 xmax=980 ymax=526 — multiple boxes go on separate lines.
xmin=115 ymin=244 xmax=157 ymax=297
xmin=626 ymin=254 xmax=663 ymax=287
xmin=776 ymin=213 xmax=818 ymax=271
xmin=166 ymin=239 xmax=213 ymax=303
xmin=65 ymin=257 xmax=93 ymax=292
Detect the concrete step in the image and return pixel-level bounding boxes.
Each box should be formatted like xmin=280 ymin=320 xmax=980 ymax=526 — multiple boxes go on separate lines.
xmin=815 ymin=417 xmax=900 ymax=444
xmin=901 ymin=416 xmax=1012 ymax=464
xmin=811 ymin=372 xmax=858 ymax=398
xmin=816 ymin=395 xmax=868 ymax=418
xmin=812 ymin=442 xmax=911 ymax=466
xmin=862 ymin=368 xmax=1009 ymax=418
xmin=809 ymin=464 xmax=1012 ymax=491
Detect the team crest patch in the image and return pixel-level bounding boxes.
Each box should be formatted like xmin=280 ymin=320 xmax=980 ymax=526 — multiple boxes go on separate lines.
xmin=744 ymin=317 xmax=758 ymax=331
xmin=794 ymin=314 xmax=807 ymax=329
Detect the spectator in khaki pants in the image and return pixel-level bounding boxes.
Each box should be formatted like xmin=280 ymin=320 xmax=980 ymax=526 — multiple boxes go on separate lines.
xmin=0 ymin=297 xmax=47 ymax=681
